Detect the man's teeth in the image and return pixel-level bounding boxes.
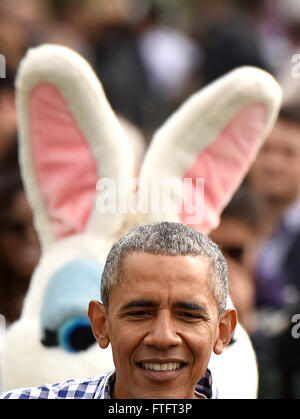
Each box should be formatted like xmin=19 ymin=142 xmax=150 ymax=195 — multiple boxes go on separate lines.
xmin=142 ymin=362 xmax=181 ymax=371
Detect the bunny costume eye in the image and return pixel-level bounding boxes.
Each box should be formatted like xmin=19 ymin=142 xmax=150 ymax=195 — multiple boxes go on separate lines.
xmin=40 ymin=259 xmax=102 ymax=353
xmin=0 ymin=44 xmax=282 ymax=398
xmin=57 ymin=317 xmax=94 ymax=353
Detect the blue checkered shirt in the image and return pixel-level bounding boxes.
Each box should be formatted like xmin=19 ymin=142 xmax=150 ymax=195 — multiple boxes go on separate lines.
xmin=0 ymin=368 xmax=217 ymax=399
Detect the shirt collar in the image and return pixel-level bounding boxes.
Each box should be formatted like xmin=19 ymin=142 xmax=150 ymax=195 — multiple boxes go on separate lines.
xmin=95 ymin=368 xmax=216 ymax=399
xmin=94 ymin=369 xmax=116 ymax=399
xmin=195 ymin=368 xmax=215 ymax=399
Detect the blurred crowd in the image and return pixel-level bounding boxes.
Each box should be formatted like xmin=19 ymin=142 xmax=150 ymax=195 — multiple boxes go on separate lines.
xmin=1 ymin=0 xmax=300 ymax=398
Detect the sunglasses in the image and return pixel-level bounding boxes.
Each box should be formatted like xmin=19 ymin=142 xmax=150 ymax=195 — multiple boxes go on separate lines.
xmin=222 ymin=246 xmax=244 ymax=262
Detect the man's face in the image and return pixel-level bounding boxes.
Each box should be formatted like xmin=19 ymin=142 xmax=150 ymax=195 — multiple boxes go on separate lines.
xmin=89 ymin=252 xmax=236 ymax=399
xmin=248 ymin=118 xmax=300 ymax=202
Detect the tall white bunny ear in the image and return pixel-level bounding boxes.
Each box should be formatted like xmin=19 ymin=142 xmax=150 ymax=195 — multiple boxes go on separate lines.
xmin=16 ymin=44 xmax=134 ymax=253
xmin=137 ymin=66 xmax=282 ymax=234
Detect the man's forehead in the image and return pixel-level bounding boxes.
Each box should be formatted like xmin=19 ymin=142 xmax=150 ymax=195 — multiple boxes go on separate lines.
xmin=109 ymin=252 xmax=218 ymax=314
xmin=121 ymin=251 xmax=209 ymax=270
xmin=119 ymin=251 xmax=211 ymax=285
xmin=107 ymin=251 xmax=219 ymax=313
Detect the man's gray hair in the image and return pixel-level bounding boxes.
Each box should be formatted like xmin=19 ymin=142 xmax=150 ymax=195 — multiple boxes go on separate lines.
xmin=101 ymin=222 xmax=228 ymax=313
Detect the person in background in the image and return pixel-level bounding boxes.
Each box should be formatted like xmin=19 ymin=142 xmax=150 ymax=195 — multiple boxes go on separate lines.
xmin=0 ymin=144 xmax=40 ymax=325
xmin=193 ymin=0 xmax=270 ymax=85
xmin=0 ymin=75 xmax=17 ymax=165
xmin=210 ymin=185 xmax=263 ymax=334
xmin=247 ymin=106 xmax=300 ymax=398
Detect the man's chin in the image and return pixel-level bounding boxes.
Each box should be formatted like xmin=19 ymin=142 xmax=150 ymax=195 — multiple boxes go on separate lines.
xmin=132 ymin=390 xmax=191 ymax=399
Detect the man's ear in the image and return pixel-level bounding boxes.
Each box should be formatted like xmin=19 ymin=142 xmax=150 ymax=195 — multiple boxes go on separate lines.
xmin=213 ymin=308 xmax=237 ymax=355
xmin=88 ymin=300 xmax=110 ymax=348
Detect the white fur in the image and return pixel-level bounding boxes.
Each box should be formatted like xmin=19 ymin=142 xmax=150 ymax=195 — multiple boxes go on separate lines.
xmin=2 ymin=319 xmax=114 ymax=389
xmin=209 ymin=323 xmax=258 ymax=399
xmin=138 ymin=67 xmax=281 ymax=228
xmin=17 ymin=44 xmax=134 ymax=252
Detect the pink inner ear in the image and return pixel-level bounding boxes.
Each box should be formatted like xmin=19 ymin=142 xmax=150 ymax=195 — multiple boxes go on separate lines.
xmin=180 ymin=103 xmax=266 ymax=234
xmin=29 ymin=83 xmax=98 ymax=240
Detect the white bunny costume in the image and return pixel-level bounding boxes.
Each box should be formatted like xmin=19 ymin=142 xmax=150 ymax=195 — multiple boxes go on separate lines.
xmin=0 ymin=45 xmax=281 ymax=398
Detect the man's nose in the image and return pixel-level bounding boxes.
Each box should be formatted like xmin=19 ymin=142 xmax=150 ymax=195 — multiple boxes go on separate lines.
xmin=144 ymin=311 xmax=182 ymax=349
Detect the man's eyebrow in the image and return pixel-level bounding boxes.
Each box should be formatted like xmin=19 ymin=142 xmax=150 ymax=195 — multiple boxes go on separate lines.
xmin=174 ymin=301 xmax=208 ymax=314
xmin=120 ymin=300 xmax=209 ymax=315
xmin=121 ymin=300 xmax=157 ymax=311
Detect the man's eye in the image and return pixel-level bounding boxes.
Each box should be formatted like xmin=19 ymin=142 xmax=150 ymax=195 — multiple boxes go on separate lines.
xmin=178 ymin=312 xmax=203 ymax=320
xmin=127 ymin=311 xmax=152 ymax=318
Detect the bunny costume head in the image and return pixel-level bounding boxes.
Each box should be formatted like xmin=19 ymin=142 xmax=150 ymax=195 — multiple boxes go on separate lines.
xmin=0 ymin=45 xmax=281 ymax=398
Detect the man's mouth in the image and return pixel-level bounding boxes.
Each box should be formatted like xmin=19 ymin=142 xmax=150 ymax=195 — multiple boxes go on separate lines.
xmin=140 ymin=361 xmax=184 ymax=372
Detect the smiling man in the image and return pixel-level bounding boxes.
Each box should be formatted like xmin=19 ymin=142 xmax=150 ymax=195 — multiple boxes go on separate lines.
xmin=0 ymin=222 xmax=236 ymax=399
xmin=89 ymin=221 xmax=237 ymax=399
